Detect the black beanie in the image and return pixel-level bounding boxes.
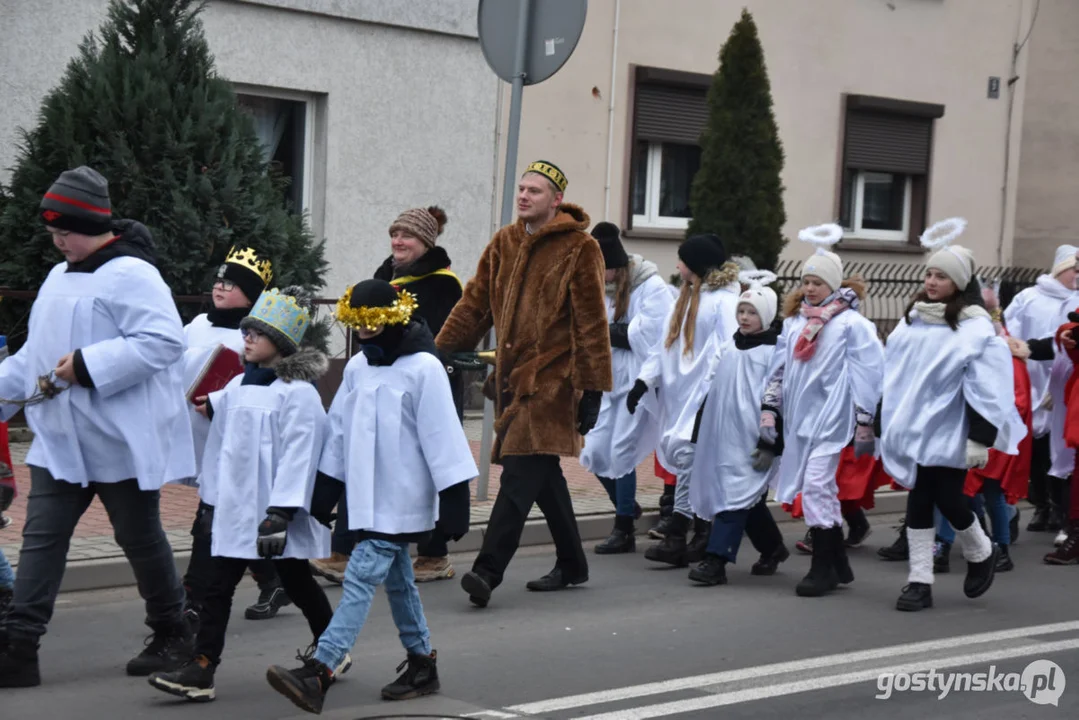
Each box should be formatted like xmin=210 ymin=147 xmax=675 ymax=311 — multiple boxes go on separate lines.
xmin=591 ymin=222 xmax=629 ymax=269
xmin=219 ymin=260 xmax=268 ymax=305
xmin=39 ymin=166 xmax=113 ymax=236
xmin=678 ymin=233 xmax=727 ymax=279
xmin=349 ymin=279 xmax=408 ymax=359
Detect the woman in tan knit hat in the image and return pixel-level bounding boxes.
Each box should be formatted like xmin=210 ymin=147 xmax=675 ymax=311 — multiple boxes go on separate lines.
xmin=309 ymin=206 xmax=465 ymax=586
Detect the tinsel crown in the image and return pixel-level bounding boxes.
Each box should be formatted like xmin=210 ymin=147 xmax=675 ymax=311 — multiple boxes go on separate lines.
xmin=336 ymin=286 xmax=418 ymax=331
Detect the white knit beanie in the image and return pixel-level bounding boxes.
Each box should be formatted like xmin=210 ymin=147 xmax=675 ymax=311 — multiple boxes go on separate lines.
xmin=921 ymin=218 xmax=974 ymax=290
xmin=1051 ymin=244 xmax=1079 ymax=278
xmin=798 ymin=224 xmax=844 ymax=291
xmin=738 ymin=271 xmax=778 ymax=329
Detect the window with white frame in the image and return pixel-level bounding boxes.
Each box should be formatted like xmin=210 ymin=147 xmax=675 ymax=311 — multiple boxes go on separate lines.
xmin=632 ymin=141 xmax=701 ymax=229
xmin=838 ymin=95 xmax=944 ymax=244
xmin=236 ymin=89 xmax=316 ymax=214
xmin=629 ymin=68 xmax=710 ymax=230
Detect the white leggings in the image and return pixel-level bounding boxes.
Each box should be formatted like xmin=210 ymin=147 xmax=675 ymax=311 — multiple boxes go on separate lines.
xmin=802 ymin=452 xmax=843 ymax=529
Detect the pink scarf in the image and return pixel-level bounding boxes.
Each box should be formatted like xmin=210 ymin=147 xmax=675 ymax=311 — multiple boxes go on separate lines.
xmin=794 ymin=294 xmax=851 ymax=361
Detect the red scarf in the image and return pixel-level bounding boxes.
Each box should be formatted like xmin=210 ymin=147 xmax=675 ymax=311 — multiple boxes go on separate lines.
xmin=793 ymin=295 xmax=851 ymax=361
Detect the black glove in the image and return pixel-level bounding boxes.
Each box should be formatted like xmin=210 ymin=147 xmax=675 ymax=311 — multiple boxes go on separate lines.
xmin=0 ymin=484 xmax=14 ymax=513
xmin=437 ymin=481 xmax=471 ymax=541
xmin=609 ymin=322 xmax=631 ymax=351
xmin=626 ymin=379 xmax=648 ymax=415
xmin=193 ymin=502 xmax=215 ymax=539
xmin=577 ymin=390 xmax=602 ymax=435
xmin=309 ymin=471 xmax=344 ymax=528
xmin=256 ymin=509 xmax=292 ymax=558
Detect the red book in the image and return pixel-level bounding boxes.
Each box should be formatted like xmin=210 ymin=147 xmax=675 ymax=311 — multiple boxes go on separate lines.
xmin=187 ymin=345 xmax=244 ymax=405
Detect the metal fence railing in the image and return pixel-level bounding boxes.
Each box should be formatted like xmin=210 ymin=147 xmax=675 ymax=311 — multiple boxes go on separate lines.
xmin=772 ymin=260 xmax=1042 ymax=340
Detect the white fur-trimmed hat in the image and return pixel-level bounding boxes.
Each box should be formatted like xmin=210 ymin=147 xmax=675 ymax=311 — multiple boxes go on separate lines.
xmin=798 ymin=223 xmax=844 ymax=291
xmin=738 ymin=270 xmax=778 ymax=329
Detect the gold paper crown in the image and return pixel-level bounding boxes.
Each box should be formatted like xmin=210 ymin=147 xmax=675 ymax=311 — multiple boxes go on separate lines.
xmin=336 ymin=286 xmax=419 ymax=332
xmin=525 ymin=160 xmax=568 ymax=192
xmin=226 ymin=246 xmax=273 ymax=285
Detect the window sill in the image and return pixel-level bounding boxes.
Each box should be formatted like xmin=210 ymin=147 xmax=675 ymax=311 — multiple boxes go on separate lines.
xmin=623 ymin=227 xmax=686 ymax=241
xmin=839 ymin=238 xmax=925 ymax=254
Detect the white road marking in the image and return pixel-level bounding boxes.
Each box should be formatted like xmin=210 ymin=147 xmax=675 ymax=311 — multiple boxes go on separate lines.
xmin=570 ymin=638 xmax=1079 ymax=720
xmin=506 ymin=620 xmax=1079 ymax=714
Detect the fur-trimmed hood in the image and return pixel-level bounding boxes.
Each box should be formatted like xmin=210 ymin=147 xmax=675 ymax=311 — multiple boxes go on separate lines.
xmin=275 ymin=347 xmax=329 ymax=383
xmin=702 ymin=261 xmax=741 ymax=291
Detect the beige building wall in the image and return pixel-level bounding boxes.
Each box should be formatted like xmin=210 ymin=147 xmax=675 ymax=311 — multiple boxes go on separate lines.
xmin=1014 ymin=0 xmax=1079 ymax=271
xmin=499 ymin=0 xmax=1034 ymax=280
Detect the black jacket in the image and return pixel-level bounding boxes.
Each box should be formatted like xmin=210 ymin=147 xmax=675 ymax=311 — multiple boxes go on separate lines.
xmin=373 ymin=246 xmax=463 ymax=337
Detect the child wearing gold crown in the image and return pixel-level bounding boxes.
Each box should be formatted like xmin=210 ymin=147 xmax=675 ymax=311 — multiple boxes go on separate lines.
xmin=179 ymin=247 xmax=294 ymax=632
xmin=148 ymin=286 xmax=345 ymax=702
xmin=265 ymin=279 xmax=474 ymax=714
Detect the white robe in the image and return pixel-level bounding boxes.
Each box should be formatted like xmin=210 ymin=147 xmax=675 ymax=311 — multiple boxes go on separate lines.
xmin=319 ymin=351 xmax=477 ymax=535
xmin=179 ymin=314 xmax=245 ymax=483
xmin=768 ymin=309 xmax=884 ymax=505
xmin=670 ymin=339 xmax=779 ymax=517
xmin=199 ymin=376 xmax=330 ymax=560
xmin=1003 ymin=276 xmax=1078 ymax=437
xmin=637 ymin=285 xmax=740 ymax=474
xmin=580 ymin=271 xmax=672 ymax=478
xmin=0 ymin=258 xmax=194 ymax=489
xmin=881 ymin=313 xmax=1026 ymax=489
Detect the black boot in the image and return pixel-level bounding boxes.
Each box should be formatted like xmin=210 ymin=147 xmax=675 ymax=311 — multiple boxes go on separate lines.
xmin=844 ymin=509 xmax=872 ymax=548
xmin=245 ymin=585 xmax=292 ymax=620
xmin=658 ymin=485 xmax=674 ymax=518
xmin=933 ymin=539 xmax=951 ymax=574
xmin=595 ymin=515 xmax=636 ymax=555
xmin=148 ymin=655 xmax=216 ymax=702
xmin=644 ymin=514 xmax=690 ymax=567
xmin=460 ymin=571 xmax=493 ymax=608
xmin=1027 ymin=506 xmax=1051 ymax=532
xmin=686 ymin=517 xmax=711 ymax=564
xmin=266 ymin=655 xmax=333 ymax=715
xmin=381 ymin=650 xmax=440 ymax=701
xmin=877 ymin=519 xmax=909 ymax=561
xmin=995 ymin=545 xmax=1014 ymax=572
xmin=526 ymin=566 xmax=588 ymax=592
xmin=795 ymin=527 xmax=838 ymax=597
xmin=1047 ymin=476 xmax=1067 ymax=531
xmin=830 ymin=527 xmax=854 ymax=584
xmin=126 ymin=621 xmax=193 ymax=677
xmin=688 ymin=553 xmax=728 ymax=586
xmin=964 ymin=544 xmax=1000 ymax=599
xmin=0 ymin=587 xmax=11 ymax=624
xmin=0 ymin=633 xmax=40 ymax=688
xmin=751 ymin=544 xmax=790 ymax=576
xmin=895 ymin=582 xmax=933 ymax=612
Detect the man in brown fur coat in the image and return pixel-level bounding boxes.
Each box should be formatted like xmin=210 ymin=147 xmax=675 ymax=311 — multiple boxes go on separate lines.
xmin=436 ymin=160 xmax=613 ymax=607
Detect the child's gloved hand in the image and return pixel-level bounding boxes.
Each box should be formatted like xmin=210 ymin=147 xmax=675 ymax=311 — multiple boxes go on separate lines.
xmin=193 ymin=503 xmax=215 ymax=538
xmin=750 ymin=447 xmax=776 ymax=472
xmin=257 ymin=510 xmax=290 ymax=558
xmin=626 ymin=379 xmax=648 ymax=415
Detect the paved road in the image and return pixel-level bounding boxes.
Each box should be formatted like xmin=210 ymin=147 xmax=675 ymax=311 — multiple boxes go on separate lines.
xmin=2 ymin=515 xmax=1076 ymax=719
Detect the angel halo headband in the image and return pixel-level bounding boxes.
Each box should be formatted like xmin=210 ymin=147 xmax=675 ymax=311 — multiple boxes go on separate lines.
xmin=335 ymin=285 xmax=419 ymax=331
xmin=797 ymin=223 xmax=843 ymax=253
xmin=739 ymin=270 xmax=778 ymax=288
xmin=919 ymin=217 xmax=968 ymax=250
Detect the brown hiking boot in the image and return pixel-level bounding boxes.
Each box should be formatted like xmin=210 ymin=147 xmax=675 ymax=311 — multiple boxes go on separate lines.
xmin=309 ymin=553 xmax=349 ymax=584
xmin=413 ymin=556 xmax=455 ymax=583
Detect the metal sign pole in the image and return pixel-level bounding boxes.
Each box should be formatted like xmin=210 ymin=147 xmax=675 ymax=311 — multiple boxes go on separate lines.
xmin=476 ymin=0 xmax=531 ymax=502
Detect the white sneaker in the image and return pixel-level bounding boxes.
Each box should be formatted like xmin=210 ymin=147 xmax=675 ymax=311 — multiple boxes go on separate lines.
xmin=336 ymin=653 xmax=353 ymax=676
xmin=1055 ymin=529 xmax=1068 ymax=547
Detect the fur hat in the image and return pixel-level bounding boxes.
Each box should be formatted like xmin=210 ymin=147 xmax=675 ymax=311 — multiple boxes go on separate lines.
xmin=240 ymin=285 xmax=313 ymax=356
xmin=922 ymin=218 xmax=975 ymax=291
xmin=591 ymin=222 xmax=629 ymax=269
xmin=798 ymin=224 xmax=844 ymax=291
xmin=737 ymin=270 xmax=778 ymax=329
xmin=678 ymin=233 xmax=727 ymax=279
xmin=389 ymin=206 xmax=448 ymax=249
xmin=1052 ymin=244 xmax=1079 ymax=278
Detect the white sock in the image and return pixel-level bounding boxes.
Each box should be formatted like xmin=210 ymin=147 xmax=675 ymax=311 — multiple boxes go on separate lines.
xmin=906 ymin=527 xmax=936 ymax=585
xmin=955 ymin=513 xmax=993 ymax=563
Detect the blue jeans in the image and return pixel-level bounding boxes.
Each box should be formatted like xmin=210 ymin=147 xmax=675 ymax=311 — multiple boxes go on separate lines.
xmin=314 ymin=539 xmax=431 ymax=670
xmin=979 ymin=480 xmax=1012 ymax=547
xmin=598 ymin=471 xmax=637 ymax=517
xmin=705 ymin=495 xmax=783 ymax=563
xmin=936 ymin=494 xmax=997 ymax=545
xmin=0 ymin=548 xmax=13 ymax=589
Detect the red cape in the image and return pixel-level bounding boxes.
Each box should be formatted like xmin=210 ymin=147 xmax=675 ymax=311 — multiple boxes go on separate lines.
xmin=964 ymin=353 xmax=1032 ymax=504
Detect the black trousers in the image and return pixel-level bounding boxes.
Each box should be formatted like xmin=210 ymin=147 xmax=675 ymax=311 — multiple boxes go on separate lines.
xmin=182 ymin=501 xmax=281 ymax=609
xmin=906 ymin=465 xmax=975 ymax=531
xmin=472 ymin=454 xmax=587 ymax=588
xmin=1029 ymin=434 xmax=1051 ymax=510
xmin=195 ymin=557 xmax=332 ymax=665
xmin=417 ymin=529 xmax=449 ymax=558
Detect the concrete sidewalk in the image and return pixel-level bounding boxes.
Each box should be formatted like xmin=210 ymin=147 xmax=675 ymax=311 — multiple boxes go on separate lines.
xmin=0 ymin=418 xmax=909 ymax=592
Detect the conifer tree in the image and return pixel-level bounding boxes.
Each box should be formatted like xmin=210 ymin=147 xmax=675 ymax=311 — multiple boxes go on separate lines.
xmin=687 ymin=9 xmax=787 ymax=270
xmin=0 ymin=0 xmax=328 ymax=349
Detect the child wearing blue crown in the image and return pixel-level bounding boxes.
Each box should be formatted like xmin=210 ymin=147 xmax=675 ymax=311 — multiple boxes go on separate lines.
xmin=265 ymin=279 xmax=474 ymax=715
xmin=148 ymin=286 xmax=347 ymax=702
